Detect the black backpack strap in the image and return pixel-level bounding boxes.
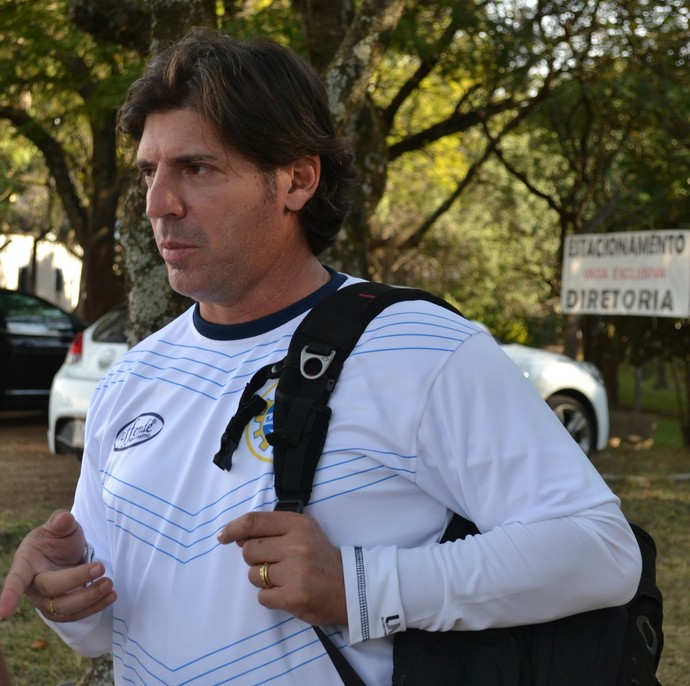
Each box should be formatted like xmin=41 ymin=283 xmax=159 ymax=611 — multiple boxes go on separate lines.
xmin=212 ymin=281 xmax=461 ymax=488
xmin=274 ymin=282 xmax=461 ymax=686
xmin=269 ymin=281 xmax=461 ymax=511
xmin=213 ymin=281 xmax=462 ymax=686
xmin=313 ymin=626 xmax=367 ymax=686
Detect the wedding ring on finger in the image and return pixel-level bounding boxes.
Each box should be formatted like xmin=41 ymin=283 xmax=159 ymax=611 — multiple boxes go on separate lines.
xmin=47 ymin=597 xmax=61 ymax=618
xmin=259 ymin=561 xmax=275 ymax=589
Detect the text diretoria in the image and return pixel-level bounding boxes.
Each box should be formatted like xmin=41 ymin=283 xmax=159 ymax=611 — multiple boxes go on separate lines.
xmin=568 ymin=232 xmax=686 ymax=258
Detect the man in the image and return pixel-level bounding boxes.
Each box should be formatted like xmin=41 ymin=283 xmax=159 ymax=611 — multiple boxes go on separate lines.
xmin=0 ymin=29 xmax=640 ymax=685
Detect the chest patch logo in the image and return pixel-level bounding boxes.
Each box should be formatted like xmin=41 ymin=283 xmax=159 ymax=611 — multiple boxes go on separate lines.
xmin=114 ymin=413 xmax=164 ymax=451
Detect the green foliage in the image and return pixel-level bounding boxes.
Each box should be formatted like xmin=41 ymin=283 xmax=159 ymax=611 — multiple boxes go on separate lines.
xmin=0 ymin=0 xmax=143 ymax=241
xmin=1 ymin=0 xmax=688 ymax=346
xmin=618 ymin=359 xmax=689 ymax=418
xmin=219 ymin=0 xmax=304 ymax=48
xmin=379 ymin=129 xmax=563 ymax=345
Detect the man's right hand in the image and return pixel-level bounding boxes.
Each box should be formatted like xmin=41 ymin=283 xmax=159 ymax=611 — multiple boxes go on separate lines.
xmin=0 ymin=509 xmax=116 ymax=622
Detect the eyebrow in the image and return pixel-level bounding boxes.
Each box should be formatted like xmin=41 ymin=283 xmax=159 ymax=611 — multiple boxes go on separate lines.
xmin=135 ymin=153 xmax=219 ymax=170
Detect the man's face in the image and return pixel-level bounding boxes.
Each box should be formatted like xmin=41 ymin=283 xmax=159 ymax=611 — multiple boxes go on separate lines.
xmin=136 ymin=108 xmax=296 ymax=313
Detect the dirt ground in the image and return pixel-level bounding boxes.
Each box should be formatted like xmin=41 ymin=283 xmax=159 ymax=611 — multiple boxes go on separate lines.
xmin=0 ymin=411 xmax=81 ymax=520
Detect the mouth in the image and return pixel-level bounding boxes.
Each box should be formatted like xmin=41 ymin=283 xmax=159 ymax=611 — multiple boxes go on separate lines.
xmin=158 ymin=240 xmax=199 ymax=263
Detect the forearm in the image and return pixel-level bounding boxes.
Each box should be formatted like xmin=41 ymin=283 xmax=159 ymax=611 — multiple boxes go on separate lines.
xmin=42 ymin=440 xmax=115 ymax=656
xmin=343 ymin=502 xmax=641 ymax=644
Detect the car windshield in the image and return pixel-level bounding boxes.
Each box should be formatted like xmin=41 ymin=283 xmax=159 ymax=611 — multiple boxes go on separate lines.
xmin=92 ymin=305 xmax=127 ymax=343
xmin=0 ymin=291 xmax=74 ymax=334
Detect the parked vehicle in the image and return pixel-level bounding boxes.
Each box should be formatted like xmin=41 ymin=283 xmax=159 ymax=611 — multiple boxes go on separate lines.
xmin=501 ymin=343 xmax=609 ymax=456
xmin=0 ymin=288 xmax=84 ymax=411
xmin=48 ymin=304 xmax=127 ymax=455
xmin=48 ymin=304 xmax=609 ymax=458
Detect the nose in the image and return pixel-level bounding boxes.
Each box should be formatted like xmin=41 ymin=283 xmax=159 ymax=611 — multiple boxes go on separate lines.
xmin=145 ymin=168 xmax=185 ymax=219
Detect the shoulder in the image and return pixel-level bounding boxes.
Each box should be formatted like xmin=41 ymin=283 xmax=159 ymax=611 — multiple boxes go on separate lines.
xmin=326 ymin=278 xmax=492 ymax=363
xmin=126 ymin=305 xmax=196 ymax=355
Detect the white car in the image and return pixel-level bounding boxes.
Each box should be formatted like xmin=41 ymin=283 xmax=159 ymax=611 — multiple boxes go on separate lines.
xmin=500 ymin=343 xmax=609 ymax=455
xmin=48 ymin=304 xmax=128 ymax=456
xmin=48 ymin=305 xmax=608 ymax=458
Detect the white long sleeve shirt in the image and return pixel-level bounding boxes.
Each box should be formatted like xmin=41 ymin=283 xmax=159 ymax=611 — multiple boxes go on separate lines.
xmin=48 ymin=273 xmax=641 ymax=685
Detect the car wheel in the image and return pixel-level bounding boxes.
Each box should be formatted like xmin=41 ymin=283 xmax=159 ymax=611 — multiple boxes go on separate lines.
xmin=546 ymin=394 xmax=595 ymax=456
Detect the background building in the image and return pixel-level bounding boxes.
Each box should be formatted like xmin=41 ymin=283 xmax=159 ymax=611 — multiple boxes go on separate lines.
xmin=0 ymin=234 xmax=82 ymax=310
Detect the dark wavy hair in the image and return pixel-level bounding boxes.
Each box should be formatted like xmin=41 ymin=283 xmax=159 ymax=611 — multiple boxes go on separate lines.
xmin=118 ymin=29 xmax=358 ymax=255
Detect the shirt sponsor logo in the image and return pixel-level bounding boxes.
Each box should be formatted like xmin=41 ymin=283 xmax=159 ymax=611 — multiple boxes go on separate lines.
xmin=114 ymin=413 xmax=164 ymax=451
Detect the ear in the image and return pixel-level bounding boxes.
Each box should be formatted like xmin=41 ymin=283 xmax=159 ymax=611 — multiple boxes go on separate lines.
xmin=284 ymin=155 xmax=321 ymax=211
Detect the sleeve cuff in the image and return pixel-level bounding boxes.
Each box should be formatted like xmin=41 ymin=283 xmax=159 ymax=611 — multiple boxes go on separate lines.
xmin=341 ymin=545 xmax=406 ymax=645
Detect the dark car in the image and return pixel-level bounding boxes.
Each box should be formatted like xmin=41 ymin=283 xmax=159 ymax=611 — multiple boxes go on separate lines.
xmin=0 ymin=287 xmax=85 ymax=411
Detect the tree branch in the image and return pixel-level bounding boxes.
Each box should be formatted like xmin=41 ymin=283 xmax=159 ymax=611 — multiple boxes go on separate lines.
xmin=380 ymin=83 xmax=553 ymax=252
xmin=388 ymin=96 xmax=520 ymax=161
xmin=0 ymin=105 xmax=88 ymax=239
xmin=382 ymin=9 xmax=465 ymax=128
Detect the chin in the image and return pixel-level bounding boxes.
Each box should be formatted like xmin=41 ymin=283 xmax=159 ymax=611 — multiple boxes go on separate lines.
xmin=167 ymin=274 xmax=203 ymax=301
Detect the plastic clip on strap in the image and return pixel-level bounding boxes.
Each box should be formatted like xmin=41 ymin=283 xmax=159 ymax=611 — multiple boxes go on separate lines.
xmin=213 ymin=364 xmax=272 ymax=471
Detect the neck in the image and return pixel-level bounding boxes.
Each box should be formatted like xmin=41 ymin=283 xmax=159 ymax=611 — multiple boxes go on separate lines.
xmin=198 ymin=259 xmax=331 ymax=325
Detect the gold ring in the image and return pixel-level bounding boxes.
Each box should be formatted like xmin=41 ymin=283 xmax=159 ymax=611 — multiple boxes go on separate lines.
xmin=259 ymin=562 xmax=274 ymax=589
xmin=47 ymin=597 xmax=60 ymax=618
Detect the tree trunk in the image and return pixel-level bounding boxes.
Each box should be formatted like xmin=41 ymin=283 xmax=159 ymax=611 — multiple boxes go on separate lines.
xmin=119 ymin=184 xmax=190 ymax=346
xmin=79 ymin=227 xmax=124 ymax=323
xmin=78 ymin=114 xmax=126 ymax=322
xmin=296 ymin=0 xmax=405 ymax=277
xmin=75 ymin=654 xmax=114 ymax=686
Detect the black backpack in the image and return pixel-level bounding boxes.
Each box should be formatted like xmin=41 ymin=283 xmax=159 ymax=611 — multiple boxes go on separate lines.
xmin=214 ymin=281 xmax=664 ymax=686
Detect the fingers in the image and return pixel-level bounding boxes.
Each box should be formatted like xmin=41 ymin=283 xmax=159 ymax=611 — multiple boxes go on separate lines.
xmin=221 ymin=512 xmax=315 ymax=573
xmin=253 ymin=560 xmax=278 ymax=590
xmin=39 ymin=586 xmax=116 ymax=623
xmin=30 ymin=562 xmax=116 ymax=623
xmin=33 ymin=561 xmax=106 ymax=598
xmin=2 ymin=558 xmax=117 ymax=623
xmin=45 ymin=509 xmax=79 ymax=538
xmin=36 ymin=577 xmax=117 ymax=623
xmin=217 ymin=510 xmax=301 ymax=545
xmin=0 ymin=554 xmax=36 ymax=618
xmin=0 ymin=510 xmax=115 ymax=625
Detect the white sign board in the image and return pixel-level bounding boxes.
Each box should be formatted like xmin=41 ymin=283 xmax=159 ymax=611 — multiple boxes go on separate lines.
xmin=561 ymin=230 xmax=690 ymax=318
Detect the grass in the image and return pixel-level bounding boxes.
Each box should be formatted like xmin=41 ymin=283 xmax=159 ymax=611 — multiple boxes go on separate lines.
xmin=616 ymin=359 xmax=689 ymax=445
xmin=0 ymin=518 xmax=88 ymax=685
xmin=591 ymin=445 xmax=690 ymax=685
xmin=593 ymin=360 xmax=689 ymax=684
xmin=653 ymin=416 xmax=685 ymax=449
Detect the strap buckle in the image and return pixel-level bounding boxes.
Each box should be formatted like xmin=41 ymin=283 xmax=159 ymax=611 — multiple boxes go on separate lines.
xmin=300 ymin=344 xmax=336 ymax=380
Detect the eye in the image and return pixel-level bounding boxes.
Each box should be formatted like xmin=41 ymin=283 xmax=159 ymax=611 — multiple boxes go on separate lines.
xmin=187 ymin=163 xmax=211 ymax=176
xmin=138 ymin=167 xmax=156 ymax=187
